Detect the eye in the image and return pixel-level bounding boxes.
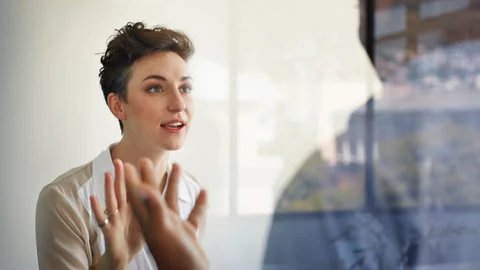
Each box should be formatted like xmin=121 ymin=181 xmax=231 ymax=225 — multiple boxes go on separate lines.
xmin=147 ymin=85 xmax=164 ymax=93
xmin=180 ymin=85 xmax=193 ymax=94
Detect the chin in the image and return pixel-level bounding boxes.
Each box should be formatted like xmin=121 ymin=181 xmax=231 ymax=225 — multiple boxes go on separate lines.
xmin=154 ymin=132 xmax=186 ymax=151
xmin=164 ymin=145 xmax=182 ymax=151
xmin=160 ymin=140 xmax=184 ymax=151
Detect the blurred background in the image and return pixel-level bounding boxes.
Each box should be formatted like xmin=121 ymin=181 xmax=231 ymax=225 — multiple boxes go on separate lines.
xmin=2 ymin=0 xmax=480 ymax=269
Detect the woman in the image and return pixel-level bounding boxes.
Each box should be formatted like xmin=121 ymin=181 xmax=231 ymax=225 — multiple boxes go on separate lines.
xmin=35 ymin=21 xmax=207 ymax=270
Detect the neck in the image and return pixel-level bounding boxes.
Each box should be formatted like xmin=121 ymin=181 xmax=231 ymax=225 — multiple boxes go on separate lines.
xmin=110 ymin=134 xmax=169 ymax=188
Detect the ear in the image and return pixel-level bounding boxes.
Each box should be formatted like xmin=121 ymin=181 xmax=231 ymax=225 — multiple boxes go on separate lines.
xmin=107 ymin=93 xmax=126 ymax=121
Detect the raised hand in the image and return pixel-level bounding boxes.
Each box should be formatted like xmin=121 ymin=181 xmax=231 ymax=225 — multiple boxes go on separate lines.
xmin=125 ymin=159 xmax=209 ymax=270
xmin=89 ymin=159 xmax=144 ymax=270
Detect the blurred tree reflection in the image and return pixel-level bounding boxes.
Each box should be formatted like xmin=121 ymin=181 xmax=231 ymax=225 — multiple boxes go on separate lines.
xmin=275 ymin=119 xmax=480 ymax=213
xmin=376 ymin=121 xmax=480 ymax=208
xmin=276 ymin=150 xmax=364 ymax=212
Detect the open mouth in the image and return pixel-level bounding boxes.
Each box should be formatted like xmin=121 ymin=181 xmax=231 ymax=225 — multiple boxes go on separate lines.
xmin=160 ymin=121 xmax=185 ymax=130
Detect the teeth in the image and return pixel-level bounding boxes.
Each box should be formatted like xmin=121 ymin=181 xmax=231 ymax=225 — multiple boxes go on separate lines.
xmin=167 ymin=122 xmax=182 ymax=127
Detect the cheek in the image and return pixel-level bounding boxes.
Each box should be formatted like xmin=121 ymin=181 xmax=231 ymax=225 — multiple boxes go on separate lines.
xmin=127 ymin=100 xmax=159 ymax=124
xmin=185 ymin=99 xmax=194 ymax=119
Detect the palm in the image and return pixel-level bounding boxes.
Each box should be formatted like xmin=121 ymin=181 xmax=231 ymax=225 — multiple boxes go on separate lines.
xmin=103 ymin=205 xmax=143 ymax=262
xmin=90 ymin=159 xmax=146 ymax=268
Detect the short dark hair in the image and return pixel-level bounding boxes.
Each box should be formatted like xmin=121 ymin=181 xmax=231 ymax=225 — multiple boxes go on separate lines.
xmin=99 ymin=22 xmax=195 ymax=133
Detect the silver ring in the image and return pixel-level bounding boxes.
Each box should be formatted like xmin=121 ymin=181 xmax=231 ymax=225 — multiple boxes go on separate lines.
xmin=98 ymin=218 xmax=109 ymax=227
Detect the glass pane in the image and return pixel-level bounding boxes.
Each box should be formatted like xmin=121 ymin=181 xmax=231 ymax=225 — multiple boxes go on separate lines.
xmin=237 ymin=2 xmax=380 ymax=269
xmin=420 ymin=0 xmax=471 ymax=19
xmin=171 ymin=57 xmax=231 ymax=217
xmin=237 ymin=0 xmax=379 ymax=216
xmin=367 ymin=0 xmax=480 ymax=269
xmin=261 ymin=1 xmax=480 ymax=270
xmin=375 ymin=4 xmax=406 ymax=38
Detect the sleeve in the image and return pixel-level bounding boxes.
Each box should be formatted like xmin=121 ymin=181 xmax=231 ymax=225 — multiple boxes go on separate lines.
xmin=35 ymin=185 xmax=90 ymax=270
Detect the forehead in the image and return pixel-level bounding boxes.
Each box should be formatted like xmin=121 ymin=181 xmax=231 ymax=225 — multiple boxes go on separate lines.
xmin=129 ymin=51 xmax=190 ymax=80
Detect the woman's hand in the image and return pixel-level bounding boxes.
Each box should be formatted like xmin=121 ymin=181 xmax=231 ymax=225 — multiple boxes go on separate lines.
xmin=125 ymin=160 xmax=209 ymax=270
xmin=89 ymin=159 xmax=144 ymax=270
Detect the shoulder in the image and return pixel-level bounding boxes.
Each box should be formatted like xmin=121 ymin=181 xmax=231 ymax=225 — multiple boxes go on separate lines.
xmin=43 ymin=161 xmax=93 ymax=197
xmin=35 ymin=163 xmax=96 ymax=269
xmin=37 ymin=161 xmax=93 ymax=214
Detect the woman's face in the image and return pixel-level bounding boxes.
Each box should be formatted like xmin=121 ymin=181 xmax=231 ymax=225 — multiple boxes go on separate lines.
xmin=115 ymin=51 xmax=194 ymax=151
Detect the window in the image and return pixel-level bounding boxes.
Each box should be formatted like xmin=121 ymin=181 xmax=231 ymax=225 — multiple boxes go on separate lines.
xmin=420 ymin=0 xmax=470 ymax=19
xmin=375 ymin=4 xmax=406 ymax=38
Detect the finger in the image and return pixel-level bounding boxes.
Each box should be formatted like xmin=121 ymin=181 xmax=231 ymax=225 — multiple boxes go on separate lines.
xmin=104 ymin=172 xmax=118 ymax=218
xmin=125 ymin=180 xmax=148 ymax=226
xmin=139 ymin=158 xmax=157 ymax=187
xmin=90 ymin=195 xmax=108 ymax=230
xmin=187 ymin=189 xmax=208 ymax=229
xmin=124 ymin=162 xmax=141 ymax=193
xmin=183 ymin=222 xmax=209 ymax=264
xmin=113 ymin=159 xmax=127 ymax=207
xmin=125 ymin=163 xmax=148 ymax=225
xmin=139 ymin=184 xmax=171 ymax=227
xmin=165 ymin=163 xmax=181 ymax=213
xmin=128 ymin=183 xmax=168 ymax=229
xmin=183 ymin=220 xmax=199 ymax=239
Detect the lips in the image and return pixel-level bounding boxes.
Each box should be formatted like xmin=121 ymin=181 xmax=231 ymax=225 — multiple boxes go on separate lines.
xmin=160 ymin=120 xmax=186 ymax=132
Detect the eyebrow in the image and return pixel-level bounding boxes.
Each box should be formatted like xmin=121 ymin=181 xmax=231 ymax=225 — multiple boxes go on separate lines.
xmin=142 ymin=75 xmax=193 ymax=82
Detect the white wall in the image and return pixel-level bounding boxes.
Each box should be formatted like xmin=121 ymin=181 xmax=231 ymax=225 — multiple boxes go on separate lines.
xmin=0 ymin=0 xmax=379 ymax=269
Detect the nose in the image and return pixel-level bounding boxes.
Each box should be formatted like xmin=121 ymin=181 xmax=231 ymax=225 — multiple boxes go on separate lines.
xmin=167 ymin=89 xmax=186 ymax=112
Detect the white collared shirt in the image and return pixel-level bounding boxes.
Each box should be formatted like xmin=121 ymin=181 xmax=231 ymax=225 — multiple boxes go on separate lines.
xmin=35 ymin=145 xmax=202 ymax=270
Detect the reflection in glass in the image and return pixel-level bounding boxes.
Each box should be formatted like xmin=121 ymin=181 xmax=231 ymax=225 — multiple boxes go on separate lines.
xmin=262 ymin=0 xmax=480 ymax=269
